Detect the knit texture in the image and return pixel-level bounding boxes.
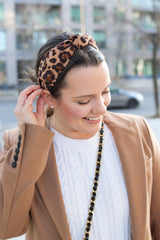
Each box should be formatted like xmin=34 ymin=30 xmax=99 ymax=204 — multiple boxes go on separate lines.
xmin=52 ymin=124 xmax=131 ymax=240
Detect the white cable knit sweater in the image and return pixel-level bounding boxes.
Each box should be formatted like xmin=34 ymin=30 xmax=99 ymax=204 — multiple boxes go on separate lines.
xmin=52 ymin=124 xmax=131 ymax=240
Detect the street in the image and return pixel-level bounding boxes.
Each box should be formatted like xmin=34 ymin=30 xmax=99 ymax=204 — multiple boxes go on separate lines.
xmin=0 ymin=92 xmax=160 ymax=143
xmin=0 ymin=93 xmax=159 ymax=125
xmin=0 ymin=92 xmax=159 ymax=134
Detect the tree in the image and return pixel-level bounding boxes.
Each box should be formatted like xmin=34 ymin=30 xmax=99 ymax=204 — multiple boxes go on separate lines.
xmin=120 ymin=0 xmax=160 ymax=117
xmin=151 ymin=0 xmax=160 ymax=117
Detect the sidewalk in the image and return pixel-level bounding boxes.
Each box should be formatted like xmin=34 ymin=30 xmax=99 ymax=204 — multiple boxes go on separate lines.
xmin=0 ymin=89 xmax=18 ymax=102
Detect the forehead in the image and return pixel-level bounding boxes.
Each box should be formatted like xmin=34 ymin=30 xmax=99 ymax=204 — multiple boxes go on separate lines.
xmin=64 ymin=61 xmax=110 ymax=93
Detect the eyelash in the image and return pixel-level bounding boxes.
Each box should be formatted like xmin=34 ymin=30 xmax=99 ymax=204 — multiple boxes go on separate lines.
xmin=78 ymin=90 xmax=110 ymax=105
xmin=78 ymin=101 xmax=90 ymax=105
xmin=103 ymin=90 xmax=110 ymax=94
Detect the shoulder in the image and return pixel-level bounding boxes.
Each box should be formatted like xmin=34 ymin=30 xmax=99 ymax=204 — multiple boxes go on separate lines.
xmin=104 ymin=111 xmax=146 ymax=128
xmin=104 ymin=111 xmax=159 ymax=152
xmin=104 ymin=111 xmax=152 ymax=143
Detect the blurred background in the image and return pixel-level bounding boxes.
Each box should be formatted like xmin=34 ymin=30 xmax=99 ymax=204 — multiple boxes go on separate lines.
xmin=0 ymin=0 xmax=160 ymax=137
xmin=0 ymin=0 xmax=160 ymax=116
xmin=0 ymin=0 xmax=160 ymax=88
xmin=0 ymin=1 xmax=160 ymax=239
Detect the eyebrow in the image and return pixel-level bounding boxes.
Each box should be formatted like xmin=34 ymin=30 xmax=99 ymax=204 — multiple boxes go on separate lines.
xmin=73 ymin=81 xmax=112 ymax=99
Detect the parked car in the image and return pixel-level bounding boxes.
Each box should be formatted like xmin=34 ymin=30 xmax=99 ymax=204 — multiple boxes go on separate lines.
xmin=109 ymin=85 xmax=144 ymax=109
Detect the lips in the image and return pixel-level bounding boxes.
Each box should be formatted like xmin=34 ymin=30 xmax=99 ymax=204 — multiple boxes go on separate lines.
xmin=85 ymin=117 xmax=100 ymax=121
xmin=83 ymin=116 xmax=102 ymax=125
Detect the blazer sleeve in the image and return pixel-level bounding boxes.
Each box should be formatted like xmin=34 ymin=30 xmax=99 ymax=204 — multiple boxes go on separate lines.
xmin=143 ymin=118 xmax=160 ymax=239
xmin=0 ymin=123 xmax=54 ymax=239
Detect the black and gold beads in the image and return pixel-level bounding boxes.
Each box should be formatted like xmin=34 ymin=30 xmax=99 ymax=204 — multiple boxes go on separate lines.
xmin=83 ymin=121 xmax=104 ymax=240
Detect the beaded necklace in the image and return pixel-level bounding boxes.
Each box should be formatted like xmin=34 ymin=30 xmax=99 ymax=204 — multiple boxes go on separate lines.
xmin=83 ymin=121 xmax=104 ymax=240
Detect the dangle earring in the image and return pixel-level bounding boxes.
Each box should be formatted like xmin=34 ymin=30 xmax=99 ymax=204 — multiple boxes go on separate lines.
xmin=51 ymin=106 xmax=54 ymax=109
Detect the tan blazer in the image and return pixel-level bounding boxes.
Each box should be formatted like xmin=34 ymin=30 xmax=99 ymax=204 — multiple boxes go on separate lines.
xmin=0 ymin=112 xmax=160 ymax=240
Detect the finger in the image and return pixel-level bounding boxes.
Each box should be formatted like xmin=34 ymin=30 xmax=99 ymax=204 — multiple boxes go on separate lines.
xmin=25 ymin=89 xmax=43 ymax=106
xmin=16 ymin=94 xmax=27 ymax=107
xmin=36 ymin=96 xmax=45 ymax=114
xmin=17 ymin=88 xmax=42 ymax=108
xmin=21 ymin=85 xmax=41 ymax=95
xmin=17 ymin=85 xmax=41 ymax=106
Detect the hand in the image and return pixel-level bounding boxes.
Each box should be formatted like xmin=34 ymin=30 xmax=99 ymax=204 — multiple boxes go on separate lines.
xmin=15 ymin=85 xmax=45 ymax=127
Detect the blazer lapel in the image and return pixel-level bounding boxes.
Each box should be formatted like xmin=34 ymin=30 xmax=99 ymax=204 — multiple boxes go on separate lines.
xmin=48 ymin=144 xmax=72 ymax=240
xmin=105 ymin=113 xmax=147 ymax=240
xmin=37 ymin=123 xmax=71 ymax=240
xmin=40 ymin=113 xmax=147 ymax=240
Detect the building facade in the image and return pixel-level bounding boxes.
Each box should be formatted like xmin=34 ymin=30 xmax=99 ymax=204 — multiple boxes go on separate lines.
xmin=0 ymin=0 xmax=159 ymax=86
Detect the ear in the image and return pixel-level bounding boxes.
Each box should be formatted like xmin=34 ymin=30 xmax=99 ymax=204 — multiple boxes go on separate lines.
xmin=41 ymin=90 xmax=58 ymax=108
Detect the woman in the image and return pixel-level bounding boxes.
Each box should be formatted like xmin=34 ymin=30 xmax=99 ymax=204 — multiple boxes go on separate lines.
xmin=0 ymin=32 xmax=160 ymax=240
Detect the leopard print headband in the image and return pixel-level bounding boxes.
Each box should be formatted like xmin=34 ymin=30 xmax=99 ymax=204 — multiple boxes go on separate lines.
xmin=37 ymin=33 xmax=98 ymax=90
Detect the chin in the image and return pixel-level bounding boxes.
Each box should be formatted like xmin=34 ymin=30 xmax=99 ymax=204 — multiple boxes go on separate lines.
xmin=85 ymin=123 xmax=101 ymax=135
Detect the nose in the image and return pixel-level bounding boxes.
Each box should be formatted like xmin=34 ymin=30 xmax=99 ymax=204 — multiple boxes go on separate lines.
xmin=92 ymin=97 xmax=107 ymax=115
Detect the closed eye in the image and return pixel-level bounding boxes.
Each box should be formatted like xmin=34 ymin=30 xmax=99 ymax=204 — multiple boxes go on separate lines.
xmin=102 ymin=90 xmax=110 ymax=94
xmin=78 ymin=100 xmax=90 ymax=105
xmin=78 ymin=90 xmax=110 ymax=105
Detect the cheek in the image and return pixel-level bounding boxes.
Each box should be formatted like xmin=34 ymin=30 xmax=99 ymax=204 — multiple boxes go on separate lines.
xmin=61 ymin=103 xmax=88 ymax=120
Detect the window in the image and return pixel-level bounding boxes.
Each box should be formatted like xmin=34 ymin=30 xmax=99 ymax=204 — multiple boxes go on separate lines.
xmin=0 ymin=3 xmax=4 ymax=22
xmin=116 ymin=0 xmax=126 ymax=2
xmin=112 ymin=31 xmax=127 ymax=52
xmin=142 ymin=14 xmax=155 ymax=30
xmin=72 ymin=29 xmax=81 ymax=34
xmin=134 ymin=59 xmax=152 ymax=76
xmin=93 ymin=30 xmax=106 ymax=49
xmin=0 ymin=61 xmax=6 ymax=84
xmin=15 ymin=4 xmax=61 ymax=25
xmin=133 ymin=12 xmax=155 ymax=30
xmin=92 ymin=0 xmax=105 ymax=2
xmin=133 ymin=35 xmax=153 ymax=50
xmin=93 ymin=7 xmax=106 ymax=24
xmin=113 ymin=7 xmax=126 ymax=20
xmin=16 ymin=4 xmax=28 ymax=24
xmin=115 ymin=59 xmax=127 ymax=77
xmin=0 ymin=30 xmax=6 ymax=51
xmin=71 ymin=6 xmax=80 ymax=23
xmin=16 ymin=30 xmax=52 ymax=51
xmin=131 ymin=0 xmax=159 ymax=8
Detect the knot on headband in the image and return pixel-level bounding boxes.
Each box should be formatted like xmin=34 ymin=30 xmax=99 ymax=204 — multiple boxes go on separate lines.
xmin=37 ymin=33 xmax=98 ymax=90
